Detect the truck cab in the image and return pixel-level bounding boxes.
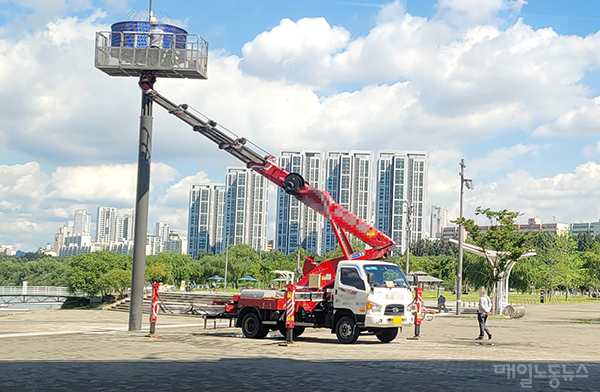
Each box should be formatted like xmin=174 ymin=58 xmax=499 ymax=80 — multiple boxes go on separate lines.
xmin=332 ymin=260 xmax=413 ymax=343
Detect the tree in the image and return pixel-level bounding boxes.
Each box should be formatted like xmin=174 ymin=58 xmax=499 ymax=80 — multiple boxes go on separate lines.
xmin=145 ymin=262 xmax=170 ymax=283
xmin=535 ymin=232 xmax=579 ymax=301
xmin=405 ymin=254 xmax=456 ymax=286
xmin=575 ymin=232 xmax=596 ymax=252
xmin=410 ymin=238 xmax=457 ymax=257
xmin=147 ymin=252 xmax=201 ymax=285
xmin=454 ymin=207 xmax=532 ymax=301
xmin=98 ymin=269 xmax=131 ymax=297
xmin=582 ymin=243 xmax=600 ymax=298
xmin=0 ymin=259 xmax=23 ymax=285
xmin=67 ymin=252 xmax=131 ymax=297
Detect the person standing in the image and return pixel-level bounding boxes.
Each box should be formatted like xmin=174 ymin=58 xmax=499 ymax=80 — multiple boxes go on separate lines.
xmin=476 ymin=287 xmax=492 ymax=340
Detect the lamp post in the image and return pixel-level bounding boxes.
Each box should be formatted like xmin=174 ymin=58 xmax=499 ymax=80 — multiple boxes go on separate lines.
xmin=456 ymin=159 xmax=474 ymax=315
xmin=403 ymin=200 xmax=413 ymax=274
xmin=224 ymin=236 xmax=229 ymax=293
xmin=296 ymin=223 xmax=302 ymax=282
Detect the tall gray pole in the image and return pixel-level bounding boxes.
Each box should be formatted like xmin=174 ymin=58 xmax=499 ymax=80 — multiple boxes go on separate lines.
xmin=405 ymin=201 xmax=411 ymax=274
xmin=129 ymin=75 xmax=155 ymax=331
xmin=224 ymin=237 xmax=229 ymax=292
xmin=456 ymin=159 xmax=465 ymax=315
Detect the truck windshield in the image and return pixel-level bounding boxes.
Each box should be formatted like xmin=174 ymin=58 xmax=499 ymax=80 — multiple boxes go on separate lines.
xmin=364 ymin=265 xmax=409 ymax=288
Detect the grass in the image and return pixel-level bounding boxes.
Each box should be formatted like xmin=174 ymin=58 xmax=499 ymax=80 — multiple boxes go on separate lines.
xmin=422 ymin=290 xmax=600 ymax=305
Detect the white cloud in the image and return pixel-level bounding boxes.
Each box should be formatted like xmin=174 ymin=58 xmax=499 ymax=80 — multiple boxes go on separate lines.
xmin=436 ymin=0 xmax=526 ymax=27
xmin=533 ymin=97 xmax=600 ymax=137
xmin=469 ymin=143 xmax=540 ymax=177
xmin=432 ymin=161 xmax=600 ymax=224
xmin=584 ymin=140 xmax=600 ymax=157
xmin=240 ymin=17 xmax=351 ymax=86
xmin=49 ymin=162 xmax=179 ymax=204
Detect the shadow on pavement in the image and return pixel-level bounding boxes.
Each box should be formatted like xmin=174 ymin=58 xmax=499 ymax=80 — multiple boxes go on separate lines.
xmin=0 ymin=359 xmax=598 ymax=392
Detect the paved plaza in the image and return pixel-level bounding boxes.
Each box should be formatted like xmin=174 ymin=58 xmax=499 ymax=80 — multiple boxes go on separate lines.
xmin=1 ymin=302 xmax=599 ymax=391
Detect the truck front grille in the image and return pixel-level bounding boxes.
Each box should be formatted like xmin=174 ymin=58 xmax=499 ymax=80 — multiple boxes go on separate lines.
xmin=384 ymin=304 xmax=404 ymax=315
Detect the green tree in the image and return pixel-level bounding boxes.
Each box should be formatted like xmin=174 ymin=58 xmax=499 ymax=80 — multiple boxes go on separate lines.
xmin=582 ymin=243 xmax=600 ymax=298
xmin=67 ymin=252 xmax=131 ymax=297
xmin=0 ymin=259 xmax=23 ymax=285
xmin=147 ymin=252 xmax=200 ymax=285
xmin=536 ymin=232 xmax=579 ymax=301
xmin=575 ymin=232 xmax=596 ymax=252
xmin=98 ymin=269 xmax=131 ymax=297
xmin=454 ymin=207 xmax=532 ymax=297
xmin=145 ymin=262 xmax=170 ymax=283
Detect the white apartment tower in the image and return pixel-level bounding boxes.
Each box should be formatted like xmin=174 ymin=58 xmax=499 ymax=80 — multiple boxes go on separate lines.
xmin=73 ymin=210 xmax=91 ymax=236
xmin=275 ymin=150 xmax=325 ymax=255
xmin=430 ymin=205 xmax=448 ymax=239
xmin=375 ymin=151 xmax=428 ymax=255
xmin=322 ymin=151 xmax=374 ymax=254
xmin=188 ymin=183 xmax=226 ymax=258
xmin=96 ymin=207 xmax=117 ymax=243
xmin=116 ymin=212 xmax=134 ymax=241
xmin=154 ymin=221 xmax=170 ymax=247
xmin=224 ymin=167 xmax=269 ymax=251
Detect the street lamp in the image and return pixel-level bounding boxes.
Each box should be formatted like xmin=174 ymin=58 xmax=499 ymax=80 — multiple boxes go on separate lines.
xmin=296 ymin=223 xmax=303 ymax=283
xmin=224 ymin=236 xmax=229 ymax=292
xmin=403 ymin=200 xmax=414 ymax=274
xmin=456 ymin=159 xmax=474 ymax=315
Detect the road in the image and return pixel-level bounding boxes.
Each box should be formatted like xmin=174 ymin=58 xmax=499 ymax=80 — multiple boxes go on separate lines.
xmin=0 ymin=302 xmax=599 ymax=391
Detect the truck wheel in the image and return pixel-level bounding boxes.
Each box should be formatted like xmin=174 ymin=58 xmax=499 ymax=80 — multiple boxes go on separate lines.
xmin=241 ymin=312 xmax=265 ymax=339
xmin=335 ymin=316 xmax=359 ymax=344
xmin=376 ymin=328 xmax=398 ymax=343
xmin=278 ymin=326 xmax=305 ymax=338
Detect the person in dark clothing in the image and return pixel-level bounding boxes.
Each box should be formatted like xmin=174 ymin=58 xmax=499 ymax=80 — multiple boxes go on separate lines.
xmin=437 ymin=294 xmax=447 ymax=312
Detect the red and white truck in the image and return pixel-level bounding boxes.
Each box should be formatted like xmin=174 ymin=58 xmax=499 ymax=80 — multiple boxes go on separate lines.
xmin=141 ymin=75 xmax=415 ymax=343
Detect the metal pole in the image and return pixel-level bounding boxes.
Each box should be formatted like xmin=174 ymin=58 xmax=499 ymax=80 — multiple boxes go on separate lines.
xmin=224 ymin=237 xmax=229 ymax=292
xmin=297 ymin=241 xmax=300 ymax=280
xmin=405 ymin=201 xmax=411 ymax=274
xmin=456 ymin=159 xmax=465 ymax=315
xmin=129 ymin=74 xmax=155 ymax=332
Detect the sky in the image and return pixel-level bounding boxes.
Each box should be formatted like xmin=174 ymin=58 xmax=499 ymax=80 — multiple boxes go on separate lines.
xmin=2 ymin=0 xmax=600 ymax=251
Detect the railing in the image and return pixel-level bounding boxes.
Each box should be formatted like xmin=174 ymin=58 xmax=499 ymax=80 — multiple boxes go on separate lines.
xmin=95 ymin=31 xmax=208 ymax=79
xmin=0 ymin=286 xmax=73 ymax=297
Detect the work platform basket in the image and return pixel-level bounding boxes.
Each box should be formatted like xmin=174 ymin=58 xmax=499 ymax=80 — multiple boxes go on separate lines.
xmin=95 ymin=21 xmax=208 ymax=79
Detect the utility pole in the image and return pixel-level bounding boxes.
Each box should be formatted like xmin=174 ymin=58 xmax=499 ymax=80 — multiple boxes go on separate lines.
xmin=129 ymin=74 xmax=155 ymax=332
xmin=456 ymin=159 xmax=467 ymax=315
xmin=297 ymin=232 xmax=301 ymax=283
xmin=224 ymin=236 xmax=229 ymax=292
xmin=404 ymin=200 xmax=412 ymax=274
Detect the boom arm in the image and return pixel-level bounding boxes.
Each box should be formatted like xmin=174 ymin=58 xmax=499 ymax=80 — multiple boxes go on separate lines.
xmin=139 ymin=76 xmax=395 ymax=278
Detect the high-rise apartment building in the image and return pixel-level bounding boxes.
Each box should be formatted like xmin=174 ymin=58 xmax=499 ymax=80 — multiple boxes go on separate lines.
xmin=224 ymin=167 xmax=269 ymax=251
xmin=154 ymin=221 xmax=170 ymax=252
xmin=430 ymin=205 xmax=448 ymax=239
xmin=73 ymin=210 xmax=91 ymax=236
xmin=322 ymin=151 xmax=374 ymax=254
xmin=275 ymin=150 xmax=325 ymax=254
xmin=188 ymin=183 xmax=226 ymax=258
xmin=96 ymin=207 xmax=117 ymax=243
xmin=374 ymin=151 xmax=428 ymax=255
xmin=164 ymin=230 xmax=188 ymax=254
xmin=275 ymin=149 xmax=428 ymax=256
xmin=116 ymin=212 xmax=134 ymax=241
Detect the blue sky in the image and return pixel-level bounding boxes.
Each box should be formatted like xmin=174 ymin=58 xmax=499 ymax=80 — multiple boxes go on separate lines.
xmin=2 ymin=0 xmax=600 ymax=250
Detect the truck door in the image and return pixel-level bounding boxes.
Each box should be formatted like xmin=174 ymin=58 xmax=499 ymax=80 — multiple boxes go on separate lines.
xmin=335 ymin=266 xmax=368 ymax=315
